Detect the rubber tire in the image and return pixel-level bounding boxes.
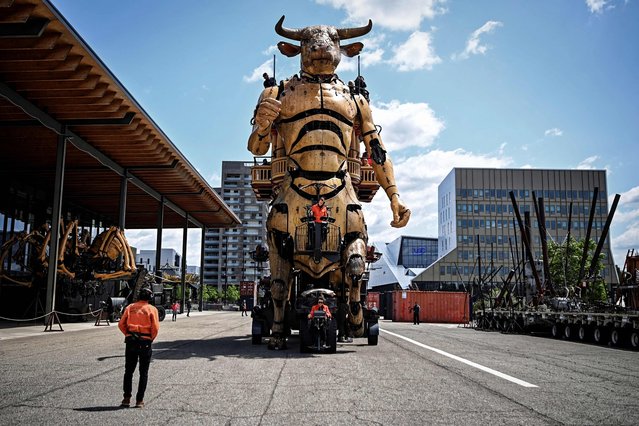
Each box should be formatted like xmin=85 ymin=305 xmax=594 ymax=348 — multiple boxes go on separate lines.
xmin=157 ymin=306 xmax=166 ymax=322
xmin=327 ymin=318 xmax=337 ymax=353
xmin=630 ymin=331 xmax=639 ymax=349
xmin=252 ymin=334 xmax=262 ymax=345
xmin=551 ymin=323 xmax=561 ymax=339
xmin=368 ymin=334 xmax=378 ymax=346
xmin=501 ymin=318 xmax=510 ymax=332
xmin=563 ymin=324 xmax=573 ymax=340
xmin=577 ymin=325 xmax=588 ymax=341
xmin=299 ymin=319 xmax=311 ymax=353
xmin=610 ymin=328 xmax=621 ymax=346
xmin=593 ymin=326 xmax=608 ymax=345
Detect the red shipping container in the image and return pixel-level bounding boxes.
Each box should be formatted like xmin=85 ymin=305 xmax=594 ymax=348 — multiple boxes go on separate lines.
xmin=366 ymin=292 xmax=380 ymax=310
xmin=391 ymin=291 xmax=470 ymax=323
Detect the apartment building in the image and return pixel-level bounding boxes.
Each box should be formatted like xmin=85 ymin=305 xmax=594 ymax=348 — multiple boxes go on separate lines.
xmin=203 ymin=161 xmax=269 ymax=290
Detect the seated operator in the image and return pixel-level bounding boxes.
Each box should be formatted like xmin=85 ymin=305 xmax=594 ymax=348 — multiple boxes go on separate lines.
xmin=311 ymin=196 xmax=327 ymax=223
xmin=308 ymin=295 xmax=332 ymax=319
xmin=308 ymin=196 xmax=328 ymax=248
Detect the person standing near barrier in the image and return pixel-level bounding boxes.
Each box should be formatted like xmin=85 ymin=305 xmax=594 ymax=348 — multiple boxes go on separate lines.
xmin=410 ymin=302 xmax=421 ymax=325
xmin=118 ymin=287 xmax=160 ymax=409
xmin=171 ymin=300 xmax=179 ymax=321
xmin=186 ymin=299 xmax=191 ymax=317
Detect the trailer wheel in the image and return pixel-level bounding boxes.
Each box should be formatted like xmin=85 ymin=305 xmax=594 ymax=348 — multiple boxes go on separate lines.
xmin=563 ymin=324 xmax=573 ymax=340
xmin=551 ymin=322 xmax=561 ymax=339
xmin=577 ymin=325 xmax=588 ymax=341
xmin=504 ymin=318 xmax=512 ymax=332
xmin=630 ymin=331 xmax=639 ymax=349
xmin=368 ymin=334 xmax=378 ymax=345
xmin=593 ymin=326 xmax=608 ymax=344
xmin=610 ymin=328 xmax=622 ymax=346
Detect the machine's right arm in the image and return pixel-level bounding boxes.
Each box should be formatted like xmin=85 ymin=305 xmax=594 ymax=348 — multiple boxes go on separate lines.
xmin=247 ymin=87 xmax=281 ymax=155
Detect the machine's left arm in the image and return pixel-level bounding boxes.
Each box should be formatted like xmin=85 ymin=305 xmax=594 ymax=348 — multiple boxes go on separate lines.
xmin=355 ymin=96 xmax=410 ymax=228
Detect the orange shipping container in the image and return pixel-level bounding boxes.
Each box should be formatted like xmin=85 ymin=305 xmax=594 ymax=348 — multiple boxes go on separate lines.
xmin=391 ymin=291 xmax=470 ymax=323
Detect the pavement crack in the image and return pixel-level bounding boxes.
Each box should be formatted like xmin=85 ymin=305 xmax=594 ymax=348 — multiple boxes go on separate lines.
xmin=258 ymin=356 xmax=288 ymax=425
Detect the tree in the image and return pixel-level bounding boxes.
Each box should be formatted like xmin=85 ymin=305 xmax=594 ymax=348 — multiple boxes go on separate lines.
xmin=203 ymin=286 xmax=220 ymax=302
xmin=547 ymin=238 xmax=607 ymax=303
xmin=225 ymin=285 xmax=240 ymax=304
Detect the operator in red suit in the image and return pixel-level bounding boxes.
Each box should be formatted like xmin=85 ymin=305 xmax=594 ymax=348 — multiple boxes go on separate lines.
xmin=311 ymin=196 xmax=327 ymax=223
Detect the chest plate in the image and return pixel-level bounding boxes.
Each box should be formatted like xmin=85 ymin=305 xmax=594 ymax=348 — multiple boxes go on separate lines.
xmin=276 ymin=77 xmax=357 ymax=172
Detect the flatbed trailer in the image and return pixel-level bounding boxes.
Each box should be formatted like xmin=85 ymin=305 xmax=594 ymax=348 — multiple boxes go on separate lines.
xmin=476 ymin=308 xmax=639 ymax=349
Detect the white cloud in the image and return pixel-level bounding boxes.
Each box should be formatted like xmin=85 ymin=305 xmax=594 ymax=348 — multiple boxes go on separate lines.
xmin=586 ymin=0 xmax=608 ymax=13
xmin=363 ymin=148 xmax=514 ymax=243
xmin=618 ymin=185 xmax=639 ymax=204
xmin=610 ymin=185 xmax=639 ymax=269
xmin=262 ymin=45 xmax=278 ymax=55
xmin=127 ymin=229 xmax=204 ymax=267
xmin=576 ymin=155 xmax=600 ymax=169
xmin=208 ymin=172 xmax=221 ymax=188
xmin=315 ymin=0 xmax=447 ymax=31
xmin=370 ymin=100 xmax=445 ymax=151
xmin=544 ymin=127 xmax=563 ymax=137
xmin=452 ymin=21 xmax=503 ymax=61
xmin=337 ymin=35 xmax=385 ymax=73
xmin=388 ymin=31 xmax=442 ymax=71
xmin=243 ymin=59 xmax=274 ymax=83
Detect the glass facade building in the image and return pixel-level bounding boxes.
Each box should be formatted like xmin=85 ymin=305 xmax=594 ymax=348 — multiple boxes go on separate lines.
xmin=415 ymin=168 xmax=618 ymax=287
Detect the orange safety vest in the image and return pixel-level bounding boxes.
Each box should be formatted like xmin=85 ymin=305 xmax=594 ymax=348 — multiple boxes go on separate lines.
xmin=118 ymin=300 xmax=160 ymax=341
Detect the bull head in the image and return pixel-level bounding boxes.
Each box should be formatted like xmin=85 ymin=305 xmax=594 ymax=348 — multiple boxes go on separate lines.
xmin=275 ymin=15 xmax=372 ymax=76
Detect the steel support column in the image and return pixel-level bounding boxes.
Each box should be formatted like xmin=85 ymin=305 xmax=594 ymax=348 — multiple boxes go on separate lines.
xmin=45 ymin=132 xmax=67 ymax=319
xmin=180 ymin=214 xmax=188 ymax=313
xmin=119 ymin=171 xmax=128 ymax=229
xmin=199 ymin=227 xmax=205 ymax=312
xmin=155 ymin=197 xmax=164 ymax=283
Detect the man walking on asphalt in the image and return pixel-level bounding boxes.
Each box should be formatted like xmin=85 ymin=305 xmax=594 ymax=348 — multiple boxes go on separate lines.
xmin=118 ymin=287 xmax=160 ymax=409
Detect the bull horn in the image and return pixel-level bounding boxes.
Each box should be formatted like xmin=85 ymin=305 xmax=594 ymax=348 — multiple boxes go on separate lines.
xmin=336 ymin=20 xmax=373 ymax=40
xmin=275 ymin=15 xmax=302 ymax=41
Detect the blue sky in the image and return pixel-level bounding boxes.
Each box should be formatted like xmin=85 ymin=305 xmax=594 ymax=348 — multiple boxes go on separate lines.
xmin=50 ymin=0 xmax=639 ymax=267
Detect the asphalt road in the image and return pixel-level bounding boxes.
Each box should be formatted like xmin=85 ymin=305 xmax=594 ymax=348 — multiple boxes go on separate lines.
xmin=0 ymin=311 xmax=637 ymax=425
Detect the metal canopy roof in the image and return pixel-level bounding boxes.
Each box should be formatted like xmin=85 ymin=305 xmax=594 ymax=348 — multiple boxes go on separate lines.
xmin=0 ymin=0 xmax=239 ymax=229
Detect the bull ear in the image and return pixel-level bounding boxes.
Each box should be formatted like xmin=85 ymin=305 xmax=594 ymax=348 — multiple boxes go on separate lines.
xmin=341 ymin=42 xmax=364 ymax=58
xmin=278 ymin=42 xmax=301 ymax=57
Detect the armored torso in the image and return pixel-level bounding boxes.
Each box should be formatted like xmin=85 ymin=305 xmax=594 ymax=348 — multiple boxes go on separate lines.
xmin=276 ymin=75 xmax=357 ymax=174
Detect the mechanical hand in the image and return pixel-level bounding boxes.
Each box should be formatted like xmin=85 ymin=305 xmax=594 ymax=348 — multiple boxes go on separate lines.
xmin=390 ymin=195 xmax=411 ymax=228
xmin=254 ymin=97 xmax=281 ymax=132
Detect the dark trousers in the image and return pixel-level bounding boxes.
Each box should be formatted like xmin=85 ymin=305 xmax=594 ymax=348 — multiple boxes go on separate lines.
xmin=123 ymin=340 xmax=152 ymax=402
xmin=413 ymin=312 xmax=420 ymax=325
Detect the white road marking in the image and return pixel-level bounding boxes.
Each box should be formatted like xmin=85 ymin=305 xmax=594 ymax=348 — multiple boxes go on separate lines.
xmin=380 ymin=329 xmax=538 ymax=388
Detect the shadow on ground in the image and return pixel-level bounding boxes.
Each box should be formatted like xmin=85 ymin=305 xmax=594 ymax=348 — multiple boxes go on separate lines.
xmin=73 ymin=406 xmax=126 ymax=412
xmin=135 ymin=334 xmax=359 ymax=361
